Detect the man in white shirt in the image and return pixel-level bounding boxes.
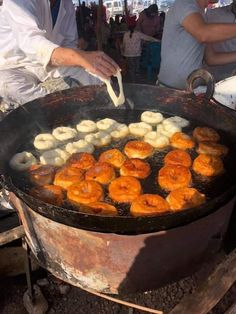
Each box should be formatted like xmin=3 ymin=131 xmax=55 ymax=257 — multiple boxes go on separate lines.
xmin=0 ymin=0 xmax=118 ymax=105
xmin=204 ymin=0 xmax=236 ymax=81
xmin=158 ymin=0 xmax=236 ymax=90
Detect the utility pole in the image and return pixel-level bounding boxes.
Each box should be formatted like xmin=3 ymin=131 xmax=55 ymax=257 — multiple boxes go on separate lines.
xmin=97 ymin=0 xmax=103 ymax=51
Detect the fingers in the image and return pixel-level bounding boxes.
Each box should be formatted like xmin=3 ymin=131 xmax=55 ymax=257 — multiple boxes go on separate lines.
xmin=100 ymin=52 xmax=120 ymax=73
xmin=95 ymin=52 xmax=120 ymax=78
xmin=80 ymin=51 xmax=121 ymax=80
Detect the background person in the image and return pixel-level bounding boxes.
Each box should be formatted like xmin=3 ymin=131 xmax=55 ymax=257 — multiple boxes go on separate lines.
xmin=136 ymin=4 xmax=161 ymax=37
xmin=204 ymin=0 xmax=236 ymax=81
xmin=158 ymin=0 xmax=236 ymax=90
xmin=122 ymin=25 xmax=159 ymax=82
xmin=0 ymin=0 xmax=118 ymax=106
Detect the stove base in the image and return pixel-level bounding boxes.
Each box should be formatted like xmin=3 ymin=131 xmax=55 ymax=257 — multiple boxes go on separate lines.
xmin=10 ymin=193 xmax=235 ymax=294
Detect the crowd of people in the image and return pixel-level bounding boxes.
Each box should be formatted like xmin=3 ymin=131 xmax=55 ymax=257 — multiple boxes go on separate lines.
xmin=0 ymin=0 xmax=236 ymax=106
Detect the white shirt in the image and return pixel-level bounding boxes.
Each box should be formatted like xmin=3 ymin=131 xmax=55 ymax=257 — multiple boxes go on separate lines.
xmin=0 ymin=0 xmax=78 ymax=80
xmin=122 ymin=31 xmax=156 ymax=57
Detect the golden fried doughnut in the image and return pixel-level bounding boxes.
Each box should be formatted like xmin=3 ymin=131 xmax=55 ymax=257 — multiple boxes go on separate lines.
xmin=164 ymin=149 xmax=192 ymax=168
xmin=66 ymin=152 xmax=96 ymax=170
xmin=29 ymin=185 xmax=65 ymax=206
xmin=170 ymin=132 xmax=195 ymax=150
xmin=197 ymin=142 xmax=228 ymax=157
xmin=108 ymin=176 xmax=142 ymax=203
xmin=85 ymin=162 xmax=116 ymax=184
xmin=193 ymin=127 xmax=220 ymax=142
xmin=82 ymin=202 xmax=117 ymax=216
xmin=192 ymin=154 xmax=224 ymax=176
xmin=54 ymin=166 xmax=84 ymax=190
xmin=29 ymin=165 xmax=56 ymax=186
xmin=67 ymin=180 xmax=104 ymax=205
xmin=130 ymin=194 xmax=170 ymax=217
xmin=124 ymin=140 xmax=153 ymax=159
xmin=157 ymin=165 xmax=192 ymax=191
xmin=166 ymin=188 xmax=206 ymax=211
xmin=99 ymin=149 xmax=126 ymax=168
xmin=120 ymin=158 xmax=151 ymax=179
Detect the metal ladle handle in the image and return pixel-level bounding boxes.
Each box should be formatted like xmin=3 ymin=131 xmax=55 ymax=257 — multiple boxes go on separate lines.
xmin=186 ymin=69 xmax=215 ymax=100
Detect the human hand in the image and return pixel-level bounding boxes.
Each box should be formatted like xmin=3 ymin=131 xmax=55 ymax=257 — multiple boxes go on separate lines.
xmin=79 ymin=51 xmax=120 ymax=80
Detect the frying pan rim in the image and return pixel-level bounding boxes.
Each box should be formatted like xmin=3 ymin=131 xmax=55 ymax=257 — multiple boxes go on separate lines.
xmin=1 ymin=83 xmax=236 ymax=234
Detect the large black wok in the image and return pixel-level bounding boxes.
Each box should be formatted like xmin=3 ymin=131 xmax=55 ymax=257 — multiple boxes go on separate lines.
xmin=0 ymin=84 xmax=236 ymax=234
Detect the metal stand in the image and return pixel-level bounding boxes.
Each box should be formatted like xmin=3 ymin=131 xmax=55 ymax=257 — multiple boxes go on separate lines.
xmin=23 ymin=238 xmax=35 ymax=303
xmin=22 ymin=238 xmax=48 ymax=314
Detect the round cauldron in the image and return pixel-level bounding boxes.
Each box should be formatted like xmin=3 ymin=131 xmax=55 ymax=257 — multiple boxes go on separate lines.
xmin=0 ymin=84 xmax=236 ymax=293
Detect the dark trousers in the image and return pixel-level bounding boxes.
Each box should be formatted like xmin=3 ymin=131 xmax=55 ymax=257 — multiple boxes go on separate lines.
xmin=126 ymin=56 xmax=140 ymax=82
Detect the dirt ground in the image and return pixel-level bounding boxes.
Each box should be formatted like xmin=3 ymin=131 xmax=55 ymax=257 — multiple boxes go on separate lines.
xmin=1 ymin=256 xmax=236 ymax=314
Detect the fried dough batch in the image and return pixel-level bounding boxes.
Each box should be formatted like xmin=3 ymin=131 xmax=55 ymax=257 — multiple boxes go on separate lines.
xmin=9 ymin=112 xmax=229 ymax=217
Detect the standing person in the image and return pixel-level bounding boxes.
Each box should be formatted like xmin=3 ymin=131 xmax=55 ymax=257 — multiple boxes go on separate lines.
xmin=158 ymin=0 xmax=236 ymax=90
xmin=122 ymin=26 xmax=158 ymax=81
xmin=204 ymin=0 xmax=236 ymax=81
xmin=0 ymin=0 xmax=119 ymax=106
xmin=136 ymin=4 xmax=161 ymax=37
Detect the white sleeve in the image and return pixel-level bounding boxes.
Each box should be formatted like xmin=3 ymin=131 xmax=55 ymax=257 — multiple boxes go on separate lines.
xmin=60 ymin=0 xmax=78 ymax=49
xmin=2 ymin=0 xmax=59 ymax=68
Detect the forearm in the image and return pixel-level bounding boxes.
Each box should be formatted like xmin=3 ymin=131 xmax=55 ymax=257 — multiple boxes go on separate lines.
xmin=202 ymin=24 xmax=236 ymax=43
xmin=205 ymin=46 xmax=236 ymax=66
xmin=50 ymin=47 xmax=119 ymax=80
xmin=50 ymin=47 xmax=90 ymax=68
xmin=183 ymin=14 xmax=236 ymax=44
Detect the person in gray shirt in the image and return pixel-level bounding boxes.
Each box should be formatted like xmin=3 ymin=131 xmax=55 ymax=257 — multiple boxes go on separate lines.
xmin=204 ymin=0 xmax=236 ymax=81
xmin=158 ymin=0 xmax=236 ymax=90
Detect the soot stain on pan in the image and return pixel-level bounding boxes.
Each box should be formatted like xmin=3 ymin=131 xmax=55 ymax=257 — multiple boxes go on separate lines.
xmin=8 ymin=109 xmax=236 ymax=217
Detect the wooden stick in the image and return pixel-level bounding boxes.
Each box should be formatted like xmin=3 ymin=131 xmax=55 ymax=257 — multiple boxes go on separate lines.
xmin=170 ymin=249 xmax=236 ymax=314
xmin=97 ymin=0 xmax=103 ymax=51
xmin=225 ymin=302 xmax=236 ymax=314
xmin=0 ymin=225 xmax=25 ymax=246
xmin=80 ymin=286 xmax=163 ymax=314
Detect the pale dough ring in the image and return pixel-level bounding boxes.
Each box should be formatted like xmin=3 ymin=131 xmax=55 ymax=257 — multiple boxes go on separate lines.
xmin=52 ymin=127 xmax=77 ymax=142
xmin=9 ymin=151 xmax=37 ymax=171
xmin=129 ymin=122 xmax=152 ymax=137
xmin=111 ymin=123 xmax=129 ymax=139
xmin=144 ymin=132 xmax=169 ymax=148
xmin=85 ymin=131 xmax=111 ymax=147
xmin=76 ymin=120 xmax=97 ymax=133
xmin=65 ymin=140 xmax=94 ymax=154
xmin=40 ymin=148 xmax=70 ymax=167
xmin=169 ymin=116 xmax=189 ymax=128
xmin=96 ymin=118 xmax=118 ymax=132
xmin=157 ymin=122 xmax=182 ymax=138
xmin=34 ymin=133 xmax=57 ymax=150
xmin=141 ymin=111 xmax=164 ymax=125
xmin=163 ymin=117 xmax=189 ymax=128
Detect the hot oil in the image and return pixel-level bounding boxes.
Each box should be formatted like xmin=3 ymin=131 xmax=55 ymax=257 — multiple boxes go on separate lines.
xmin=9 ymin=109 xmax=236 ymax=217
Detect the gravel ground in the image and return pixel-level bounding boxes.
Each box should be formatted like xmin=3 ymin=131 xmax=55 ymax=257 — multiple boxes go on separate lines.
xmin=1 ymin=255 xmax=236 ymax=314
